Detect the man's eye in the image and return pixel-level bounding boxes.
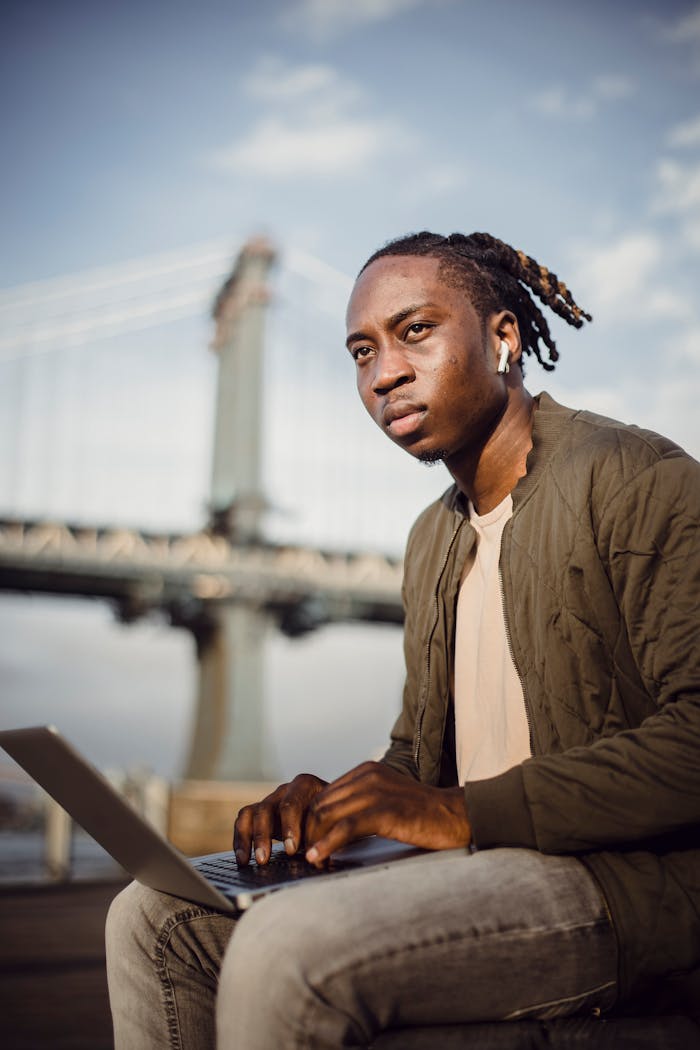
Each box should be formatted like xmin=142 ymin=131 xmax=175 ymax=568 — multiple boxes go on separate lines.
xmin=406 ymin=323 xmax=431 ymax=337
xmin=352 ymin=346 xmax=373 ymax=361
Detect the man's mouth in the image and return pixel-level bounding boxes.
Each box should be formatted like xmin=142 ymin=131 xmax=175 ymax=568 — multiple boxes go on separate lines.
xmin=383 ymin=401 xmax=426 ymax=438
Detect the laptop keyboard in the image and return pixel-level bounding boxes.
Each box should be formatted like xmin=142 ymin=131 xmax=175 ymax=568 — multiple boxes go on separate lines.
xmin=194 ymin=846 xmax=361 ymax=893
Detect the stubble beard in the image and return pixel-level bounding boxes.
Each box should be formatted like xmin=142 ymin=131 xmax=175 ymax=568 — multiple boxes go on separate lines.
xmin=418 ymin=448 xmax=449 ymax=466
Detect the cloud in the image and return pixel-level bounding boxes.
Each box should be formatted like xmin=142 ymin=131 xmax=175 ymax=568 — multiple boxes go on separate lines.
xmin=591 ymin=73 xmax=637 ymax=101
xmin=654 ymin=158 xmax=700 ymax=213
xmin=282 ymin=0 xmax=430 ymax=40
xmin=655 ymin=3 xmax=700 ymax=73
xmin=666 ymin=324 xmax=700 ymax=365
xmin=243 ymin=57 xmax=361 ymax=111
xmin=396 ymin=161 xmax=468 ymax=205
xmin=208 ymin=58 xmax=395 ymax=179
xmin=529 ymin=74 xmax=636 ymax=120
xmin=568 ymin=231 xmax=692 ymax=324
xmin=528 ymin=86 xmax=573 ymax=118
xmin=571 ymin=232 xmax=659 ymax=306
xmin=213 ymin=117 xmax=387 ymax=178
xmin=661 ymin=4 xmax=700 ymax=45
xmin=653 ymin=158 xmax=700 ymax=248
xmin=646 ymin=372 xmax=700 ymax=457
xmin=207 ymin=53 xmax=462 ymax=189
xmin=668 ymin=113 xmax=700 ymax=148
xmin=564 ymin=223 xmax=699 ymax=461
xmin=548 ymin=375 xmax=700 ymax=461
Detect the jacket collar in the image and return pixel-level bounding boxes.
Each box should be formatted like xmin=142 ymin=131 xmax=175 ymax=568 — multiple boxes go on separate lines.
xmin=438 ymin=392 xmax=578 ymax=518
xmin=512 ymin=392 xmax=578 ymax=510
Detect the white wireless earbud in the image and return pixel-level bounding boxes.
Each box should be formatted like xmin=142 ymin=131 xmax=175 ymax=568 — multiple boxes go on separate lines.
xmin=497 ymin=340 xmax=510 ymax=375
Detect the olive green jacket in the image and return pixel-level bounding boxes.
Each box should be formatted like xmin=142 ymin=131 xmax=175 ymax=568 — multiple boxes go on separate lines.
xmin=383 ymin=392 xmax=700 ymax=1000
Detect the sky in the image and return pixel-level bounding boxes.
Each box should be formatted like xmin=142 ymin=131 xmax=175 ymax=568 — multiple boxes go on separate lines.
xmin=2 ymin=0 xmax=700 ymax=466
xmin=1 ymin=0 xmax=699 ymax=786
xmin=2 ymin=0 xmax=700 ymax=542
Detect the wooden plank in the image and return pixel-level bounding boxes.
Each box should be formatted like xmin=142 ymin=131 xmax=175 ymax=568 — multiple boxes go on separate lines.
xmin=1 ymin=966 xmax=114 ymax=1050
xmin=168 ymin=779 xmax=276 ymax=856
xmin=0 ymin=878 xmax=127 ymax=1049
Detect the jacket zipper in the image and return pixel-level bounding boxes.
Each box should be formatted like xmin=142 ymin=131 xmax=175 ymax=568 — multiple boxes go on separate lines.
xmin=413 ymin=517 xmax=466 ymax=776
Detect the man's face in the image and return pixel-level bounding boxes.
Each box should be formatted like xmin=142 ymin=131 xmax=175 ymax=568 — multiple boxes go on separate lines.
xmin=345 ymin=255 xmax=509 ymax=468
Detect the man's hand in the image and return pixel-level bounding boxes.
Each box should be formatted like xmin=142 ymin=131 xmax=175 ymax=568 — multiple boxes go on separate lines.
xmin=233 ymin=773 xmax=328 ymax=866
xmin=304 ymin=761 xmax=472 ymax=865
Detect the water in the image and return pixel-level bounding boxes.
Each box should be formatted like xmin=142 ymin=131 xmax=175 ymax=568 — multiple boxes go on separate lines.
xmin=0 ymin=592 xmax=406 ymax=881
xmin=0 ymin=828 xmax=122 ymax=883
xmin=0 ymin=592 xmax=405 ymax=777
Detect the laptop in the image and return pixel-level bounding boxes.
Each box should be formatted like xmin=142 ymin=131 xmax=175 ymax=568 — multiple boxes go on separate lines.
xmin=0 ymin=725 xmax=465 ymax=913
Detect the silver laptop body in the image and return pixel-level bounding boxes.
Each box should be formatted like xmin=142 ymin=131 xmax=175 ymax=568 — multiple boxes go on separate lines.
xmin=0 ymin=726 xmax=464 ymax=913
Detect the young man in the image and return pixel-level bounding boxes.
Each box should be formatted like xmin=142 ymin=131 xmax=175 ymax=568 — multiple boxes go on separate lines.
xmin=106 ymin=231 xmax=700 ymax=1049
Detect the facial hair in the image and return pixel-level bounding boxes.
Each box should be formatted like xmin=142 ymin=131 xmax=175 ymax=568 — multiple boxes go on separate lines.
xmin=418 ymin=449 xmax=449 ymax=465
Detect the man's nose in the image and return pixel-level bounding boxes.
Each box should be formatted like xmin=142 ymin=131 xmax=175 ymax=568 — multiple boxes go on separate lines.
xmin=371 ymin=344 xmax=414 ymax=395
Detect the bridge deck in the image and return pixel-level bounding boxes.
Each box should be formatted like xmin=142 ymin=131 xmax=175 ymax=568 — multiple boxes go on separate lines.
xmin=0 ymin=518 xmax=404 ymax=631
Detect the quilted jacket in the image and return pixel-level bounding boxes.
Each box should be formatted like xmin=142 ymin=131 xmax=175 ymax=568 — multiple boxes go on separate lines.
xmin=382 ymin=392 xmax=700 ymax=1001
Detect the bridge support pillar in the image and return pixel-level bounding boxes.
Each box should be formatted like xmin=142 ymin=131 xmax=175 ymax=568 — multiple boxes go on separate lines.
xmin=183 ymin=237 xmax=277 ymax=784
xmin=209 ymin=237 xmax=276 ymax=541
xmin=184 ymin=604 xmax=271 ymax=782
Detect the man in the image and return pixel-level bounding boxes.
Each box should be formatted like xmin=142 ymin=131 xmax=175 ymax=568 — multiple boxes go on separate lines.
xmin=106 ymin=231 xmax=700 ymax=1049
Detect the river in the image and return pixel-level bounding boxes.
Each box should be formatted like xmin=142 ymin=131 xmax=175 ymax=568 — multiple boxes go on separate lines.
xmin=0 ymin=592 xmax=406 ymax=879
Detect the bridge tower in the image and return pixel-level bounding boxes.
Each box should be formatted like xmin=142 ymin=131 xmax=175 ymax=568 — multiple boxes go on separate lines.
xmin=183 ymin=238 xmax=276 ymax=782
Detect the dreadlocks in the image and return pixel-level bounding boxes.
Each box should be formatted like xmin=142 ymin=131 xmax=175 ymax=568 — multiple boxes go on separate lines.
xmin=359 ymin=231 xmax=591 ymax=372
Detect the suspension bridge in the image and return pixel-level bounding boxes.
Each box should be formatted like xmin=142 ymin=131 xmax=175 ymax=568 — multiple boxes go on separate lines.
xmin=0 ymin=238 xmax=443 ymax=781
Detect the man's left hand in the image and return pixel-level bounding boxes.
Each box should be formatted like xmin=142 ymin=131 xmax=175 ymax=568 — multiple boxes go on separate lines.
xmin=304 ymin=761 xmax=472 ymax=865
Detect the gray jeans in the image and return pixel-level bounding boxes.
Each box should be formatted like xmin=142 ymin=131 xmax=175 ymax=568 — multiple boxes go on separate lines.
xmin=106 ymin=848 xmax=619 ymax=1049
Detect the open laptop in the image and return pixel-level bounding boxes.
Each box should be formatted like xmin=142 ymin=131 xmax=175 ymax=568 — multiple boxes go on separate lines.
xmin=0 ymin=725 xmax=464 ymax=913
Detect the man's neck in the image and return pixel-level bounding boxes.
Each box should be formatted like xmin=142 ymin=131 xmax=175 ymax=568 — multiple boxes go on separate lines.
xmin=449 ymin=388 xmax=535 ymax=515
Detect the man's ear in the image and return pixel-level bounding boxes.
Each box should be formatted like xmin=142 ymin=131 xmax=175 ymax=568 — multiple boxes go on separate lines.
xmin=489 ymin=311 xmax=522 ymax=367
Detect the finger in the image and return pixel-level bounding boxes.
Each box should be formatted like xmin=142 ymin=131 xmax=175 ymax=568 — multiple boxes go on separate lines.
xmin=279 ymin=774 xmax=328 ymax=854
xmin=306 ymin=762 xmax=396 ymax=840
xmin=233 ymin=780 xmax=287 ymax=864
xmin=308 ymin=770 xmax=378 ymax=825
xmin=320 ymin=761 xmax=381 ymax=797
xmin=305 ymin=783 xmax=375 ymax=845
xmin=306 ymin=812 xmax=378 ymax=866
xmin=277 ymin=792 xmax=307 ymax=855
xmin=251 ymin=801 xmax=276 ymax=865
xmin=233 ymin=803 xmax=256 ymax=865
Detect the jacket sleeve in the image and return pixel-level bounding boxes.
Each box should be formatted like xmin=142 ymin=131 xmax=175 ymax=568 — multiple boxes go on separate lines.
xmin=466 ymin=450 xmax=700 ymax=853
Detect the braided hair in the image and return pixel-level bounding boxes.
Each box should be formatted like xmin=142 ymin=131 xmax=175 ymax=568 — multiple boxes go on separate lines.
xmin=359 ymin=231 xmax=591 ymax=372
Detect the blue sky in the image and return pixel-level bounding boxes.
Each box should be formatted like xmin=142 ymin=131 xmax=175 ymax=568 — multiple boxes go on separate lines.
xmin=4 ymin=0 xmax=699 ymax=280
xmin=1 ymin=0 xmax=700 ymax=782
xmin=3 ymin=0 xmax=700 ymax=464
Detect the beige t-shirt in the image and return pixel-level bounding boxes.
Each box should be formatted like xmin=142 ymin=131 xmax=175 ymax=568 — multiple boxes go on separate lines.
xmin=454 ymin=494 xmax=531 ymax=784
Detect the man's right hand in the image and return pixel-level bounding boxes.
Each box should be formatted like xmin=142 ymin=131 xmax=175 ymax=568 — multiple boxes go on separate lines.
xmin=233 ymin=773 xmax=328 ymax=866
